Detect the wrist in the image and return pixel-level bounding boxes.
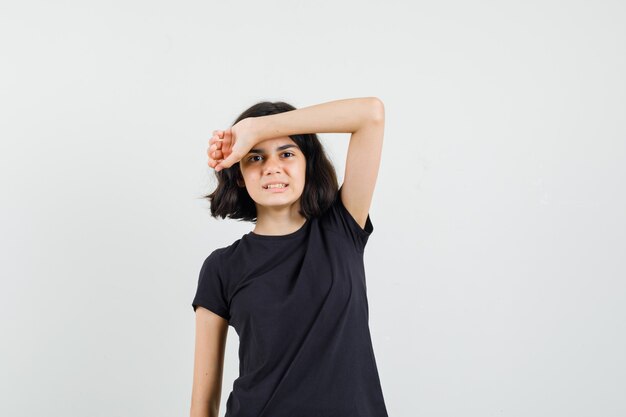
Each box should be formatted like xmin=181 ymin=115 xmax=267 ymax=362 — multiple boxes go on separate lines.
xmin=253 ymin=114 xmax=269 ymax=141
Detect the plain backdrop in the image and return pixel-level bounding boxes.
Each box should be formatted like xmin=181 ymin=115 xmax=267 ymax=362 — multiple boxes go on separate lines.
xmin=1 ymin=1 xmax=625 ymax=416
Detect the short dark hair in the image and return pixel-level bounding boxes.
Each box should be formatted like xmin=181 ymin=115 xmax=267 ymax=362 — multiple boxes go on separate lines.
xmin=203 ymin=101 xmax=338 ymax=222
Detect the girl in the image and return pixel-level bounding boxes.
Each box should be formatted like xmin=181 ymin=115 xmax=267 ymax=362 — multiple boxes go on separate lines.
xmin=190 ymin=97 xmax=387 ymax=417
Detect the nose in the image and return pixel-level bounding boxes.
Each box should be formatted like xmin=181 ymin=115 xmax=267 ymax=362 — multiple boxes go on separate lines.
xmin=262 ymin=154 xmax=283 ymax=175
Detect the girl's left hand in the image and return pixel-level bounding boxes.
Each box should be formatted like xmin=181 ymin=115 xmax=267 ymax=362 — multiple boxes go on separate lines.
xmin=211 ymin=118 xmax=258 ymax=172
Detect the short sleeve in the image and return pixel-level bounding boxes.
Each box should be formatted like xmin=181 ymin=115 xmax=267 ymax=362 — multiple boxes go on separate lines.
xmin=322 ymin=185 xmax=374 ymax=253
xmin=192 ymin=250 xmax=230 ymax=321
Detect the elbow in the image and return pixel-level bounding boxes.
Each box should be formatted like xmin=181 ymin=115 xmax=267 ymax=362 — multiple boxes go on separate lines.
xmin=367 ymin=97 xmax=385 ymax=124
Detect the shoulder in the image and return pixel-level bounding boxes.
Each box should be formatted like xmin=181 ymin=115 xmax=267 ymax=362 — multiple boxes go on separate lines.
xmin=201 ymin=238 xmax=241 ymax=271
xmin=318 ymin=185 xmax=374 ymax=253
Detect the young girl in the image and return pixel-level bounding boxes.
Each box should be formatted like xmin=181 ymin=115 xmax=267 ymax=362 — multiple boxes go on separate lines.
xmin=190 ymin=97 xmax=387 ymax=417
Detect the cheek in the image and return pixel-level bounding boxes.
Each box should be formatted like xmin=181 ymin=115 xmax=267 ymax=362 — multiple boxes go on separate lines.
xmin=287 ymin=162 xmax=306 ymax=178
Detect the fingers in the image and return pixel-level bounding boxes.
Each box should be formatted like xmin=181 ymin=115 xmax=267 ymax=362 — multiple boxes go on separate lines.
xmin=208 ymin=129 xmax=239 ymax=172
xmin=210 ymin=130 xmax=224 ymax=145
xmin=214 ymin=150 xmax=230 ymax=172
xmin=208 ymin=130 xmax=226 ymax=169
xmin=221 ymin=129 xmax=233 ymax=157
xmin=209 ymin=131 xmax=224 ymax=150
xmin=207 ymin=146 xmax=219 ymax=167
xmin=215 ymin=148 xmax=242 ymax=172
xmin=215 ymin=159 xmax=227 ymax=172
xmin=207 ymin=142 xmax=223 ymax=159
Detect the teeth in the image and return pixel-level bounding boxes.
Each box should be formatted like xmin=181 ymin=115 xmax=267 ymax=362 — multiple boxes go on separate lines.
xmin=265 ymin=183 xmax=287 ymax=189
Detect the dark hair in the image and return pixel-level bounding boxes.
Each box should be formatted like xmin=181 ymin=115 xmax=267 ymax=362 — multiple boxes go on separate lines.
xmin=203 ymin=101 xmax=338 ymax=223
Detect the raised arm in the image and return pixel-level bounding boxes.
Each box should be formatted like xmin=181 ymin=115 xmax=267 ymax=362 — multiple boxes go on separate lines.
xmin=248 ymin=97 xmax=385 ymax=228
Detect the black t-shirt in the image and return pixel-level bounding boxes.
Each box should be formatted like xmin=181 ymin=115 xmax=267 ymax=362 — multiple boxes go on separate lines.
xmin=192 ymin=185 xmax=389 ymax=417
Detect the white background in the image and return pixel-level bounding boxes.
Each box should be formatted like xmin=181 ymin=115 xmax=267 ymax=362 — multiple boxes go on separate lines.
xmin=1 ymin=1 xmax=625 ymax=416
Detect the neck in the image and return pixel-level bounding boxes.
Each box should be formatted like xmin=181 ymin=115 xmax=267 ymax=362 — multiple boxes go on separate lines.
xmin=253 ymin=204 xmax=307 ymax=236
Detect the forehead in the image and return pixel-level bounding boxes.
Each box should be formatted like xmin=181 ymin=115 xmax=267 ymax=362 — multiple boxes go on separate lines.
xmin=248 ymin=136 xmax=299 ymax=153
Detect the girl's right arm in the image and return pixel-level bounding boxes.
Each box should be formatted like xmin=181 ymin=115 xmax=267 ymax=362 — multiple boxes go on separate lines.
xmin=190 ymin=307 xmax=229 ymax=417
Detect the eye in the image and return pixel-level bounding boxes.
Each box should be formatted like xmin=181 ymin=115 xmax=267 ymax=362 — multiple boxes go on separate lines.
xmin=246 ymin=152 xmax=295 ymax=163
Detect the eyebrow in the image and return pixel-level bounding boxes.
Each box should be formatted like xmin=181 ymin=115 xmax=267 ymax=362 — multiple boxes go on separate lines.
xmin=247 ymin=144 xmax=299 ymax=155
